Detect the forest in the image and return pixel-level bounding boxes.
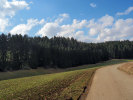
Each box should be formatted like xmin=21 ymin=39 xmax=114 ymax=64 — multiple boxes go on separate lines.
xmin=0 ymin=33 xmax=133 ymax=71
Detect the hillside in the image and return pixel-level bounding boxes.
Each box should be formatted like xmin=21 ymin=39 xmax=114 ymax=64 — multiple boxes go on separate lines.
xmin=0 ymin=67 xmax=96 ymax=100
xmin=0 ymin=59 xmax=130 ymax=100
xmin=0 ymin=59 xmax=128 ymax=81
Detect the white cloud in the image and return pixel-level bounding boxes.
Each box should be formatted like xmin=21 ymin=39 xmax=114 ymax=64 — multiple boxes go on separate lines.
xmin=36 ymin=14 xmax=88 ymax=38
xmin=88 ymin=15 xmax=114 ymax=36
xmin=0 ymin=0 xmax=30 ymax=32
xmin=98 ymin=15 xmax=114 ymax=27
xmin=39 ymin=19 xmax=45 ymax=24
xmin=90 ymin=3 xmax=96 ymax=8
xmin=75 ymin=31 xmax=86 ymax=41
xmin=58 ymin=19 xmax=88 ymax=37
xmin=10 ymin=19 xmax=44 ymax=35
xmin=0 ymin=0 xmax=29 ymax=18
xmin=37 ymin=13 xmax=70 ymax=38
xmin=1 ymin=1 xmax=133 ymax=43
xmin=55 ymin=13 xmax=69 ymax=23
xmin=37 ymin=22 xmax=61 ymax=38
xmin=36 ymin=13 xmax=133 ymax=43
xmin=0 ymin=18 xmax=9 ymax=32
xmin=89 ymin=28 xmax=98 ymax=36
xmin=116 ymin=6 xmax=133 ymax=16
xmin=93 ymin=18 xmax=133 ymax=42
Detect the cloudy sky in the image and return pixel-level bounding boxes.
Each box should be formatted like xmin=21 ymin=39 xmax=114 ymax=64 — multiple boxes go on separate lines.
xmin=0 ymin=0 xmax=133 ymax=42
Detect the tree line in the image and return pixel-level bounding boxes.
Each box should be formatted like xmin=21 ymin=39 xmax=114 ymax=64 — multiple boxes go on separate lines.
xmin=0 ymin=33 xmax=133 ymax=71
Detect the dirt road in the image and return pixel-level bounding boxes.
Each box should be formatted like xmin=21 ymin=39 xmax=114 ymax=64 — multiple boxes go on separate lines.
xmin=86 ymin=63 xmax=133 ymax=100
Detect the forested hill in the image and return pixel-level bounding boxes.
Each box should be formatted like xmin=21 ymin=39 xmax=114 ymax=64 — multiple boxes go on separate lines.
xmin=0 ymin=33 xmax=133 ymax=71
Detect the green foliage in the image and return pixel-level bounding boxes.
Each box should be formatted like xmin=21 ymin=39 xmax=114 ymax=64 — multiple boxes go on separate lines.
xmin=0 ymin=33 xmax=133 ymax=71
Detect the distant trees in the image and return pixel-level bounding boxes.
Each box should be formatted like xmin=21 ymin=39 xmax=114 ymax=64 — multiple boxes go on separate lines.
xmin=0 ymin=33 xmax=133 ymax=71
xmin=0 ymin=34 xmax=8 ymax=71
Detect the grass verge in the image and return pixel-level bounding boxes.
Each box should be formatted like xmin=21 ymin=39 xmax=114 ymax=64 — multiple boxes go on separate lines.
xmin=0 ymin=59 xmax=130 ymax=81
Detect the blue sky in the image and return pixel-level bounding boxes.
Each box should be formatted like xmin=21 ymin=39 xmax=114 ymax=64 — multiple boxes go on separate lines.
xmin=16 ymin=0 xmax=133 ymax=18
xmin=0 ymin=0 xmax=133 ymax=42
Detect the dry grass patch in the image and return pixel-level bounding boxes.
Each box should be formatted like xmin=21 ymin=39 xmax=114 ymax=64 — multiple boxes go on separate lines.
xmin=118 ymin=62 xmax=133 ymax=75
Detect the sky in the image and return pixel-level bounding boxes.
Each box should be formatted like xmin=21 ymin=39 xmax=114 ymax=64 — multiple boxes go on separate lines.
xmin=0 ymin=0 xmax=133 ymax=42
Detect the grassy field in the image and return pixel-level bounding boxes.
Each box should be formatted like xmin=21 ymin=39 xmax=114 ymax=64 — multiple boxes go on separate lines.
xmin=0 ymin=59 xmax=130 ymax=81
xmin=0 ymin=68 xmax=96 ymax=100
xmin=0 ymin=59 xmax=131 ymax=100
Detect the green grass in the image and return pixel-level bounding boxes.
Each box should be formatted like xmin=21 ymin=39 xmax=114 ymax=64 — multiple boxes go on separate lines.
xmin=0 ymin=59 xmax=132 ymax=100
xmin=66 ymin=59 xmax=130 ymax=71
xmin=0 ymin=68 xmax=96 ymax=100
xmin=0 ymin=68 xmax=64 ymax=81
xmin=0 ymin=59 xmax=130 ymax=81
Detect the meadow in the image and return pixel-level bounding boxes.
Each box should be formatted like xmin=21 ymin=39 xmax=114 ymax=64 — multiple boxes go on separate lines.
xmin=0 ymin=59 xmax=128 ymax=81
xmin=0 ymin=59 xmax=131 ymax=100
xmin=0 ymin=68 xmax=96 ymax=100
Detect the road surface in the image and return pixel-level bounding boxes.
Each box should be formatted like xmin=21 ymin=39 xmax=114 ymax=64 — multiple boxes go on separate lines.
xmin=86 ymin=63 xmax=133 ymax=100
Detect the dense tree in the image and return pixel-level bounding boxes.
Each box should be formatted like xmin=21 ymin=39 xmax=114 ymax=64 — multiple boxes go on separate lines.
xmin=0 ymin=34 xmax=8 ymax=71
xmin=0 ymin=34 xmax=133 ymax=71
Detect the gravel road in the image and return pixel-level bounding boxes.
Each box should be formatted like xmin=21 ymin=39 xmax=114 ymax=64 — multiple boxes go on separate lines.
xmin=86 ymin=63 xmax=133 ymax=100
